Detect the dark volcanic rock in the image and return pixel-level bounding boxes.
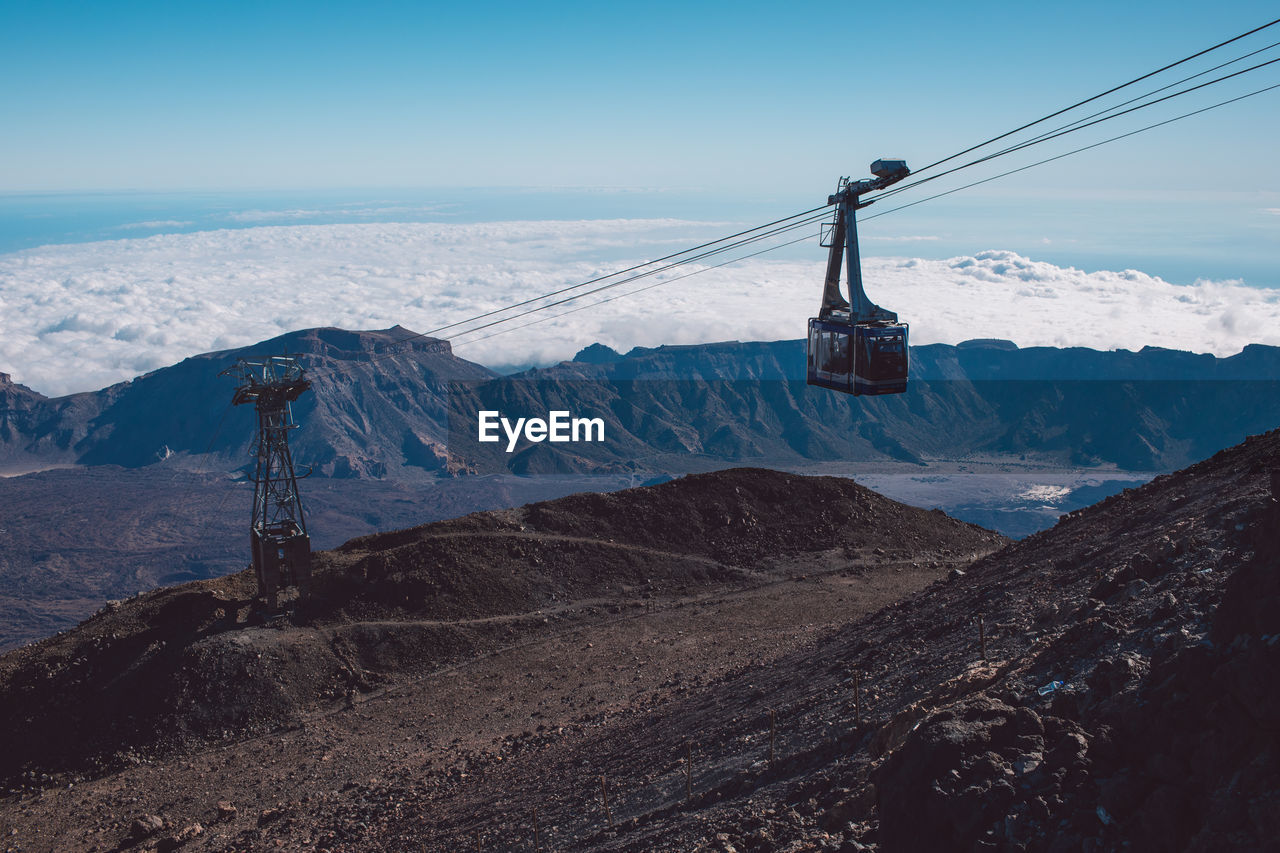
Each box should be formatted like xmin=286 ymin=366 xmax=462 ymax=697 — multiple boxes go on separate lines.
xmin=877 ymin=694 xmax=1026 ymax=849
xmin=877 ymin=693 xmax=1097 ymax=851
xmin=867 ymin=432 xmax=1280 ymax=853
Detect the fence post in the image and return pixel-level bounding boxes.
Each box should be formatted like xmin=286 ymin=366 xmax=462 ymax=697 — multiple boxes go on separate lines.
xmin=769 ymin=709 xmax=776 ymax=766
xmin=685 ymin=742 xmax=693 ymax=801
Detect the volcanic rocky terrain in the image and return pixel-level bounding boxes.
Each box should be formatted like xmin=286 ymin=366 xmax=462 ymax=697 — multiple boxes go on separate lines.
xmin=0 ymin=467 xmax=1002 ymax=851
xmin=2 ymin=425 xmax=1279 ymax=851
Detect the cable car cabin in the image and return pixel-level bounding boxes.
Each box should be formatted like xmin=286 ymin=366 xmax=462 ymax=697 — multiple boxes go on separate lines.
xmin=807 ymin=163 xmax=913 ymax=397
xmin=807 ymin=318 xmax=908 ymax=395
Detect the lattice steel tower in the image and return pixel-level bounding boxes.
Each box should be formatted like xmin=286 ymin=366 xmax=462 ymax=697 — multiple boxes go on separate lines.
xmin=221 ymin=355 xmax=313 ymax=610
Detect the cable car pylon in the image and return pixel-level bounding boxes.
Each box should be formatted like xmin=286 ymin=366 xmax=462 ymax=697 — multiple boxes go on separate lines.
xmin=220 ymin=355 xmax=313 ymax=611
xmin=808 ymin=159 xmax=912 ymax=396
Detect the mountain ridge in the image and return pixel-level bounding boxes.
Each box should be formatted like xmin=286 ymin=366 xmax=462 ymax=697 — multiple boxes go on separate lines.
xmin=5 ymin=328 xmax=1280 ymax=477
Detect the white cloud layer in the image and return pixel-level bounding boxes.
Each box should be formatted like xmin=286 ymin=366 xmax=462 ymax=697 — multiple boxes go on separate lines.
xmin=225 ymin=205 xmax=452 ymax=222
xmin=2 ymin=221 xmax=1279 ymax=397
xmin=116 ymin=219 xmax=195 ymax=230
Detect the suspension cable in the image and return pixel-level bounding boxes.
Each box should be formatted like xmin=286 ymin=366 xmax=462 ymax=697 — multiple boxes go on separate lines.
xmin=361 ymin=209 xmax=833 ymax=363
xmin=863 ymin=80 xmax=1280 ymax=222
xmin=370 ymin=205 xmax=832 ymax=353
xmin=875 ymin=52 xmax=1280 ymax=201
xmin=987 ymin=38 xmax=1280 ymax=159
xmin=906 ymin=16 xmax=1280 ymax=178
xmin=449 ymin=229 xmax=821 ymax=351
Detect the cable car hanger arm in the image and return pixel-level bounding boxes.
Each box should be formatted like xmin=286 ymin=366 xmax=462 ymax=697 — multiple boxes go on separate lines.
xmin=820 ymin=160 xmax=910 ymax=324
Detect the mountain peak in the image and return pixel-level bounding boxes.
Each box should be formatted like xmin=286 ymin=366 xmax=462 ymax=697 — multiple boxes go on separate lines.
xmin=239 ymin=325 xmax=452 ymax=361
xmin=0 ymin=371 xmax=45 ymax=402
xmin=572 ymin=342 xmax=621 ymax=364
xmin=957 ymin=338 xmax=1018 ymax=350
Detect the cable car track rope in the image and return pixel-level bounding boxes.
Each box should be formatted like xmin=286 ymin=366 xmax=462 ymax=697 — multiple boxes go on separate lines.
xmin=873 ymin=50 xmax=1280 ymax=201
xmin=927 ymin=36 xmax=1280 ymax=175
xmin=862 ymin=79 xmax=1280 ymax=223
xmin=447 ymin=227 xmax=823 ymax=352
xmin=360 ymin=18 xmax=1280 ymax=361
xmin=363 ymin=208 xmax=834 ymax=362
xmin=362 ymin=205 xmax=832 ymax=359
xmin=903 ymin=16 xmax=1280 ymax=178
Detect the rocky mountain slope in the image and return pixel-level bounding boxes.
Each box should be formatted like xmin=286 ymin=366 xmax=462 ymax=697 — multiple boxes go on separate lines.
xmin=0 ymin=468 xmax=1003 ymax=802
xmin=362 ymin=429 xmax=1272 ymax=852
xmin=2 ymin=425 xmax=1277 ymax=851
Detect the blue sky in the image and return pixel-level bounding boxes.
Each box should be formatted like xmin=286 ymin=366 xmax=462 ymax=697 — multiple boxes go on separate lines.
xmin=3 ymin=0 xmax=1278 ymax=197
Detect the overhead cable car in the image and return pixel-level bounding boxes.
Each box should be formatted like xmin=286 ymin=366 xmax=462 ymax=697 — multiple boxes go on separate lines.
xmin=807 ymin=159 xmax=911 ymax=396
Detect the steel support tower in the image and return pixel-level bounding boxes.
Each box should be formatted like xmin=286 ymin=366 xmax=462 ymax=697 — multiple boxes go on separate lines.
xmin=221 ymin=355 xmax=312 ymax=610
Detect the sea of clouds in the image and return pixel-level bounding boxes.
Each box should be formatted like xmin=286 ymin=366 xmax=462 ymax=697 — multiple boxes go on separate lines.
xmin=2 ymin=219 xmax=1278 ymax=397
